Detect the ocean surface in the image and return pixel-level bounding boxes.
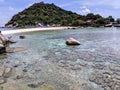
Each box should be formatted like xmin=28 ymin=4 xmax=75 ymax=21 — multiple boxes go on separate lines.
xmin=0 ymin=27 xmax=120 ymax=90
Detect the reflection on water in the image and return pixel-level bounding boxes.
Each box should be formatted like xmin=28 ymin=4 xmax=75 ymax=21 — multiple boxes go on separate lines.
xmin=0 ymin=27 xmax=120 ymax=90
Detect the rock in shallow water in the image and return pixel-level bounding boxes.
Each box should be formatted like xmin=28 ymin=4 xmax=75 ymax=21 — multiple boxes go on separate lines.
xmin=66 ymin=38 xmax=81 ymax=45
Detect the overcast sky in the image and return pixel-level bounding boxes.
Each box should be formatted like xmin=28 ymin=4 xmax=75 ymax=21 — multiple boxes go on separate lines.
xmin=0 ymin=0 xmax=120 ymax=26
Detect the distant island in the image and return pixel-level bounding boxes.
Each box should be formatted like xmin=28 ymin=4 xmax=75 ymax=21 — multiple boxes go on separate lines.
xmin=5 ymin=2 xmax=120 ymax=28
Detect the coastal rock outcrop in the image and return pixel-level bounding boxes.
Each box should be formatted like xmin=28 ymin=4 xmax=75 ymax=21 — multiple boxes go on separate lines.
xmin=0 ymin=33 xmax=10 ymax=53
xmin=66 ymin=38 xmax=81 ymax=45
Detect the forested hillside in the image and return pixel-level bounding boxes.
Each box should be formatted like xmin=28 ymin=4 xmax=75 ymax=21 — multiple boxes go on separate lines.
xmin=5 ymin=2 xmax=114 ymax=27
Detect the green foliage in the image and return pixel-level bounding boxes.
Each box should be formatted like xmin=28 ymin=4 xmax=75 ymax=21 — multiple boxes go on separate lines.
xmin=116 ymin=18 xmax=120 ymax=24
xmin=95 ymin=18 xmax=106 ymax=25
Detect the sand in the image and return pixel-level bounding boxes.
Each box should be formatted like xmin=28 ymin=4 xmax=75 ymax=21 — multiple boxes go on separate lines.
xmin=2 ymin=27 xmax=74 ymax=35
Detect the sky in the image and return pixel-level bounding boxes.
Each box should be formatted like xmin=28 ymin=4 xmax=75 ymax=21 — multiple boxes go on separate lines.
xmin=0 ymin=0 xmax=120 ymax=26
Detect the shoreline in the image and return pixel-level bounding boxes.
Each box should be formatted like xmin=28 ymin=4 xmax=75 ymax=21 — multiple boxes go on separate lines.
xmin=1 ymin=26 xmax=76 ymax=35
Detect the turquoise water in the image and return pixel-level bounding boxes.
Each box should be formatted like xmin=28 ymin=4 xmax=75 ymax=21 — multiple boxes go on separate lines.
xmin=0 ymin=27 xmax=14 ymax=31
xmin=1 ymin=27 xmax=120 ymax=90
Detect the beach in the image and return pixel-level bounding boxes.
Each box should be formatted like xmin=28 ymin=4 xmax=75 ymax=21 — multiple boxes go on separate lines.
xmin=1 ymin=27 xmax=74 ymax=35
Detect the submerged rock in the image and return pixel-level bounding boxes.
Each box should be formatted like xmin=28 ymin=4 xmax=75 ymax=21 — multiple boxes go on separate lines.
xmin=8 ymin=39 xmax=17 ymax=43
xmin=37 ymin=84 xmax=56 ymax=90
xmin=3 ymin=67 xmax=12 ymax=78
xmin=0 ymin=66 xmax=12 ymax=78
xmin=0 ymin=77 xmax=6 ymax=85
xmin=19 ymin=35 xmax=25 ymax=39
xmin=27 ymin=82 xmax=45 ymax=88
xmin=66 ymin=38 xmax=81 ymax=45
xmin=109 ymin=63 xmax=120 ymax=71
xmin=6 ymin=47 xmax=27 ymax=53
xmin=71 ymin=83 xmax=80 ymax=90
xmin=3 ymin=84 xmax=21 ymax=90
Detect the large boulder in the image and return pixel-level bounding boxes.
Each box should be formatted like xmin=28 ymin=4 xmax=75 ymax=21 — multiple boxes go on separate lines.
xmin=0 ymin=34 xmax=9 ymax=46
xmin=66 ymin=38 xmax=81 ymax=45
xmin=0 ymin=33 xmax=9 ymax=53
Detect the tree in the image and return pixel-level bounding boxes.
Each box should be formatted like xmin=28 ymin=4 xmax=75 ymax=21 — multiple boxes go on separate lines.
xmin=116 ymin=18 xmax=120 ymax=24
xmin=86 ymin=13 xmax=95 ymax=19
xmin=95 ymin=18 xmax=105 ymax=25
xmin=106 ymin=16 xmax=115 ymax=22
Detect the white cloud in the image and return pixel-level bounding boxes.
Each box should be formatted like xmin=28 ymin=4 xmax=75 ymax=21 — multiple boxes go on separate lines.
xmin=8 ymin=6 xmax=14 ymax=11
xmin=81 ymin=6 xmax=91 ymax=13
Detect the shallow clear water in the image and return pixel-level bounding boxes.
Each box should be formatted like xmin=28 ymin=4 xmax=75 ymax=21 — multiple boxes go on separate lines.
xmin=1 ymin=27 xmax=120 ymax=90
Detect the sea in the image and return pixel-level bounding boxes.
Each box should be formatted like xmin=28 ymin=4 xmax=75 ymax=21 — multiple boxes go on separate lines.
xmin=0 ymin=27 xmax=120 ymax=90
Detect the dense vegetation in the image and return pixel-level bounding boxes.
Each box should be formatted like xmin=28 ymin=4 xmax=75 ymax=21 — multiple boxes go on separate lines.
xmin=5 ymin=2 xmax=115 ymax=27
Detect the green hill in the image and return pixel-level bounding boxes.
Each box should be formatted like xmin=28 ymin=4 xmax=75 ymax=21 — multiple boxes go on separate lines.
xmin=5 ymin=2 xmax=114 ymax=28
xmin=5 ymin=2 xmax=85 ymax=27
